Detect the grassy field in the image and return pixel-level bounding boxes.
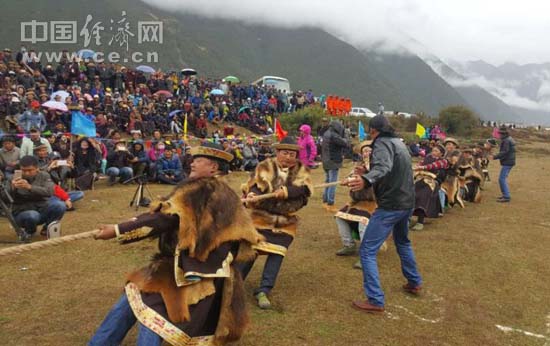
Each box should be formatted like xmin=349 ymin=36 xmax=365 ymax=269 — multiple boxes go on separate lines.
xmin=0 ymin=139 xmax=549 ymax=346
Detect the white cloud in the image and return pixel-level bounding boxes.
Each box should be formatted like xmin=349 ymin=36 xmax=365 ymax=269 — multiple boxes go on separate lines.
xmin=143 ymin=0 xmax=550 ymax=65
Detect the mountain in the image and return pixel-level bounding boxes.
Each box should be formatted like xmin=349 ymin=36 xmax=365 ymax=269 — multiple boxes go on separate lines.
xmin=449 ymin=60 xmax=550 ymax=124
xmin=423 ymin=56 xmax=520 ymax=122
xmin=1 ymin=0 xmax=522 ymax=121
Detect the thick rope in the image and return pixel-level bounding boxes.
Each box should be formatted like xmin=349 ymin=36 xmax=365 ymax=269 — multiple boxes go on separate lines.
xmin=0 ymin=230 xmax=100 ymax=257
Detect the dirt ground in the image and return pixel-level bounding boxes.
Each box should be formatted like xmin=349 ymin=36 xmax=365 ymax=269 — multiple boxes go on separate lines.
xmin=0 ymin=139 xmax=549 ymax=346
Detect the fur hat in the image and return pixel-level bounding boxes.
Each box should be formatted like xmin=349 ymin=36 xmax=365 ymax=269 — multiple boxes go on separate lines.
xmin=355 ymin=140 xmax=373 ymax=153
xmin=273 ymin=136 xmax=300 ymax=151
xmin=433 ymin=143 xmax=446 ymax=156
xmin=190 ymin=142 xmax=234 ymax=163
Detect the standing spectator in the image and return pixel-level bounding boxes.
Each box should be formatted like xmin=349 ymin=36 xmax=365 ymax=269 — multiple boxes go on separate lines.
xmin=18 ymin=100 xmax=47 ymax=132
xmin=492 ymin=126 xmax=516 ymax=203
xmin=297 ymin=124 xmax=317 ymax=168
xmin=156 ymin=148 xmax=183 ymax=185
xmin=346 ymin=114 xmax=422 ymax=313
xmin=19 ymin=128 xmax=52 ymax=157
xmin=7 ymin=155 xmax=66 ymax=242
xmin=321 ymin=120 xmax=349 ymax=211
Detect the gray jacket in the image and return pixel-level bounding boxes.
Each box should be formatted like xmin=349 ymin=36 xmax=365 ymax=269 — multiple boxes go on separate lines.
xmin=362 ymin=135 xmax=415 ymax=210
xmin=321 ymin=121 xmax=349 ymax=170
xmin=7 ymin=171 xmax=54 ymax=214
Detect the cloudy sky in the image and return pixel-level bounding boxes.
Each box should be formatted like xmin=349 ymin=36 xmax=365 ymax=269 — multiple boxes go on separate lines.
xmin=144 ymin=0 xmax=550 ymax=66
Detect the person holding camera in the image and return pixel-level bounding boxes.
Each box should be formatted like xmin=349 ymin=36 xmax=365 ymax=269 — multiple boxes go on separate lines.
xmin=6 ymin=155 xmax=66 ymax=242
xmin=106 ymin=140 xmax=135 ymax=185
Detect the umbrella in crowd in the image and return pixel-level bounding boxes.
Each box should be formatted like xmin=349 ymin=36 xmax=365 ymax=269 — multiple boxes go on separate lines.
xmin=50 ymin=90 xmax=70 ymax=101
xmin=223 ymin=76 xmax=240 ymax=84
xmin=238 ymin=106 xmax=251 ymax=114
xmin=154 ymin=90 xmax=173 ymax=98
xmin=136 ymin=65 xmax=156 ymax=74
xmin=181 ymin=68 xmax=197 ymax=76
xmin=168 ymin=109 xmax=184 ymax=119
xmin=78 ymin=49 xmax=96 ymax=60
xmin=210 ymin=89 xmax=225 ymax=96
xmin=42 ymin=101 xmax=68 ymax=112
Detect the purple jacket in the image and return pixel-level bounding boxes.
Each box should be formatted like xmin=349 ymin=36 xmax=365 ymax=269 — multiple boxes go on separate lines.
xmin=297 ymin=124 xmax=317 ymax=167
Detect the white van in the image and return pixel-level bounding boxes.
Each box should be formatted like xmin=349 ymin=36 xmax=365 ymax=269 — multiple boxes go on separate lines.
xmin=253 ymin=76 xmax=291 ymax=93
xmin=350 ymin=107 xmax=376 ymax=117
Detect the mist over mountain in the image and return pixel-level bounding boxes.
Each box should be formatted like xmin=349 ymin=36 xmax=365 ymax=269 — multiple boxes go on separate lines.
xmin=2 ymin=0 xmax=548 ymax=124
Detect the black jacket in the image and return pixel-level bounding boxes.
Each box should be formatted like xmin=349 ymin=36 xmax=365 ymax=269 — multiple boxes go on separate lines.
xmin=362 ymin=135 xmax=415 ymax=210
xmin=321 ymin=121 xmax=349 ymax=170
xmin=493 ymin=135 xmax=516 ymax=166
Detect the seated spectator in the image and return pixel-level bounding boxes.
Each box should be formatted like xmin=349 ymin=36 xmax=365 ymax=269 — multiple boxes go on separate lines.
xmin=35 ymin=144 xmax=73 ymax=190
xmin=156 ymin=147 xmax=183 ymax=185
xmin=129 ymin=140 xmax=148 ymax=178
xmin=0 ymin=135 xmax=20 ymax=180
xmin=73 ymin=138 xmax=100 ymax=190
xmin=196 ymin=114 xmax=208 ymax=138
xmin=106 ymin=140 xmax=134 ymax=185
xmin=52 ymin=184 xmax=84 ymax=212
xmin=242 ymin=137 xmax=259 ymax=171
xmin=179 ymin=146 xmax=193 ymax=178
xmin=7 ymin=155 xmax=66 ymax=242
xmin=19 ymin=128 xmax=52 ymax=157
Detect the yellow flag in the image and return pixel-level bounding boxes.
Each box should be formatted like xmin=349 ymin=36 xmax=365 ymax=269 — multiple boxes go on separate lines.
xmin=184 ymin=114 xmax=188 ymax=140
xmin=416 ymin=123 xmax=426 ymax=138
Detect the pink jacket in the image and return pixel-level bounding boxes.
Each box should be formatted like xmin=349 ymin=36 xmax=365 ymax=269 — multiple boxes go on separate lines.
xmin=297 ymin=124 xmax=317 ymax=167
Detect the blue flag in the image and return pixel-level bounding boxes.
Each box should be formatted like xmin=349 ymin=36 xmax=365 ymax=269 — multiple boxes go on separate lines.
xmin=71 ymin=111 xmax=96 ymax=137
xmin=358 ymin=121 xmax=366 ymax=141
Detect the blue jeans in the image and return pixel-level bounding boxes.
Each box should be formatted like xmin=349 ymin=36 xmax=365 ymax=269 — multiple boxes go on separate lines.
xmin=239 ymin=254 xmax=285 ymax=295
xmin=359 ymin=208 xmax=422 ymax=307
xmin=88 ymin=294 xmax=161 ymax=346
xmin=14 ymin=200 xmax=66 ymax=234
xmin=499 ymin=165 xmax=513 ymax=199
xmin=50 ymin=191 xmax=84 ymax=204
xmin=323 ymin=169 xmax=339 ymax=205
xmin=106 ymin=167 xmax=133 ymax=183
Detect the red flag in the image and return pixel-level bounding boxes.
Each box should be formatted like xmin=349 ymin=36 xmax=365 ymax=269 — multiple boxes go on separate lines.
xmin=275 ymin=119 xmax=287 ymax=141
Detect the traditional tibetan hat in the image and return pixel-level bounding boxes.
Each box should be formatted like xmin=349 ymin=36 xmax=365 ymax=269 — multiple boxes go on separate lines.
xmin=444 ymin=137 xmax=459 ymax=147
xmin=190 ymin=142 xmax=234 ymax=162
xmin=273 ymin=136 xmax=300 ymax=151
xmin=355 ymin=139 xmax=373 ymax=153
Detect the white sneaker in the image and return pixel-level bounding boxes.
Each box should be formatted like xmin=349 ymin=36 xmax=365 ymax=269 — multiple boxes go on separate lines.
xmin=47 ymin=221 xmax=62 ymax=239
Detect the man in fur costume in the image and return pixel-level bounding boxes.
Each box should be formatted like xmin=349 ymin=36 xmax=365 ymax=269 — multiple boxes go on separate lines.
xmin=441 ymin=138 xmax=464 ymax=208
xmin=240 ymin=136 xmax=313 ymax=309
xmin=88 ymin=142 xmax=263 ymax=346
xmin=411 ymin=143 xmax=448 ymax=231
xmin=457 ymin=147 xmax=483 ymax=203
xmin=334 ymin=140 xmax=380 ymax=269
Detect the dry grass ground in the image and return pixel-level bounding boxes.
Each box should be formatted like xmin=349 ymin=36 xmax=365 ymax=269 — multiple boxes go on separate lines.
xmin=0 ymin=139 xmax=549 ymax=346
